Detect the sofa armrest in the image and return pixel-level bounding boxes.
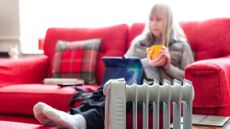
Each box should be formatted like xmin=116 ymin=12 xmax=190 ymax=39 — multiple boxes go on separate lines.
xmin=0 ymin=55 xmax=49 ymax=86
xmin=185 ymin=57 xmax=230 ymax=108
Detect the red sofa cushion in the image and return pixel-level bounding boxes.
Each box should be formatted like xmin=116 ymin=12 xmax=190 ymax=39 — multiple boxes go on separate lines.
xmin=0 ymin=56 xmax=48 ymax=86
xmin=0 ymin=115 xmax=38 ymax=124
xmin=0 ymin=84 xmax=76 ymax=116
xmin=127 ymin=23 xmax=145 ymax=48
xmin=193 ymin=106 xmax=230 ymax=116
xmin=180 ymin=18 xmax=230 ymax=61
xmin=0 ymin=120 xmax=56 ymax=129
xmin=52 ymin=39 xmax=101 ymax=84
xmin=44 ymin=24 xmax=129 ymax=84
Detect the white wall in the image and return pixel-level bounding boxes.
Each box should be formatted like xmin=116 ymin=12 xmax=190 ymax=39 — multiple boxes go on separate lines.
xmin=1 ymin=0 xmax=229 ymax=53
xmin=19 ymin=0 xmax=230 ymax=54
xmin=19 ymin=0 xmax=152 ymax=53
xmin=0 ymin=0 xmax=20 ymax=52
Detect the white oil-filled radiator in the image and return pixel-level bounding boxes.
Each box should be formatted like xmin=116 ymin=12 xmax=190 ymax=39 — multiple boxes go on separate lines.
xmin=103 ymin=79 xmax=194 ymax=129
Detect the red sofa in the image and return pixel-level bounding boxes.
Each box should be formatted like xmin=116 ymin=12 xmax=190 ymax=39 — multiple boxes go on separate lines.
xmin=0 ymin=18 xmax=230 ymax=128
xmin=183 ymin=19 xmax=230 ymax=116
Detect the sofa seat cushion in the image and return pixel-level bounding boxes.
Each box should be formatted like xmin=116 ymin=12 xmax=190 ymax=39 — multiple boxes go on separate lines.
xmin=193 ymin=106 xmax=230 ymax=116
xmin=0 ymin=115 xmax=38 ymax=124
xmin=0 ymin=120 xmax=55 ymax=129
xmin=0 ymin=84 xmax=83 ymax=116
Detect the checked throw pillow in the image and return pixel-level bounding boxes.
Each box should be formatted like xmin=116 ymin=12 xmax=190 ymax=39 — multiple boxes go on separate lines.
xmin=52 ymin=38 xmax=101 ymax=84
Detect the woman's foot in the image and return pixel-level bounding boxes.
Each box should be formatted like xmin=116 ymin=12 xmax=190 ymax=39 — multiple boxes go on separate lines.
xmin=33 ymin=102 xmax=54 ymax=126
xmin=34 ymin=102 xmax=86 ymax=129
xmin=42 ymin=107 xmax=86 ymax=129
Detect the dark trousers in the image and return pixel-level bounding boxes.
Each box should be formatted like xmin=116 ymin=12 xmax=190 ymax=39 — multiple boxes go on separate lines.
xmin=69 ymin=86 xmax=105 ymax=129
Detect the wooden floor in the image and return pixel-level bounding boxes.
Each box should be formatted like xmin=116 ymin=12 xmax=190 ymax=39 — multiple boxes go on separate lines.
xmin=192 ymin=119 xmax=230 ymax=129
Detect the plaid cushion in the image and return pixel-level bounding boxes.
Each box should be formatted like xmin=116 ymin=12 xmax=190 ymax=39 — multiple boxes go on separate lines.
xmin=52 ymin=39 xmax=101 ymax=84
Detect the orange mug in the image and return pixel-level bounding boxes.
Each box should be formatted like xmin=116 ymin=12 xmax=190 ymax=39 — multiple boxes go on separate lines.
xmin=146 ymin=45 xmax=163 ymax=59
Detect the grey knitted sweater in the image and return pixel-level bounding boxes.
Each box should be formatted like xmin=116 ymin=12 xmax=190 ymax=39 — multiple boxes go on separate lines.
xmin=125 ymin=33 xmax=194 ymax=82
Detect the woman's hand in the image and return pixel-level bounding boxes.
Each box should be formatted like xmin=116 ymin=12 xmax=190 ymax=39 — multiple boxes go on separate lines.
xmin=159 ymin=46 xmax=171 ymax=69
xmin=147 ymin=46 xmax=171 ymax=68
xmin=147 ymin=51 xmax=166 ymax=67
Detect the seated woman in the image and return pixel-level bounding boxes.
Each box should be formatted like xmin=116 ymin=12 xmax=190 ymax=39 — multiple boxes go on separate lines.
xmin=33 ymin=3 xmax=194 ymax=129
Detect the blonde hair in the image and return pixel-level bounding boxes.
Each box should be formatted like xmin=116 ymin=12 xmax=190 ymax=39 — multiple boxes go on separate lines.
xmin=143 ymin=4 xmax=187 ymax=47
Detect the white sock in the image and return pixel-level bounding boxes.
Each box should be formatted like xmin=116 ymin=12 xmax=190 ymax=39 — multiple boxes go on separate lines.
xmin=42 ymin=105 xmax=86 ymax=129
xmin=33 ymin=102 xmax=54 ymax=126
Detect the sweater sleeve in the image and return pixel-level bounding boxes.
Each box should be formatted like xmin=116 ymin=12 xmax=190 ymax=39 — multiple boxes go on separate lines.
xmin=164 ymin=43 xmax=194 ymax=80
